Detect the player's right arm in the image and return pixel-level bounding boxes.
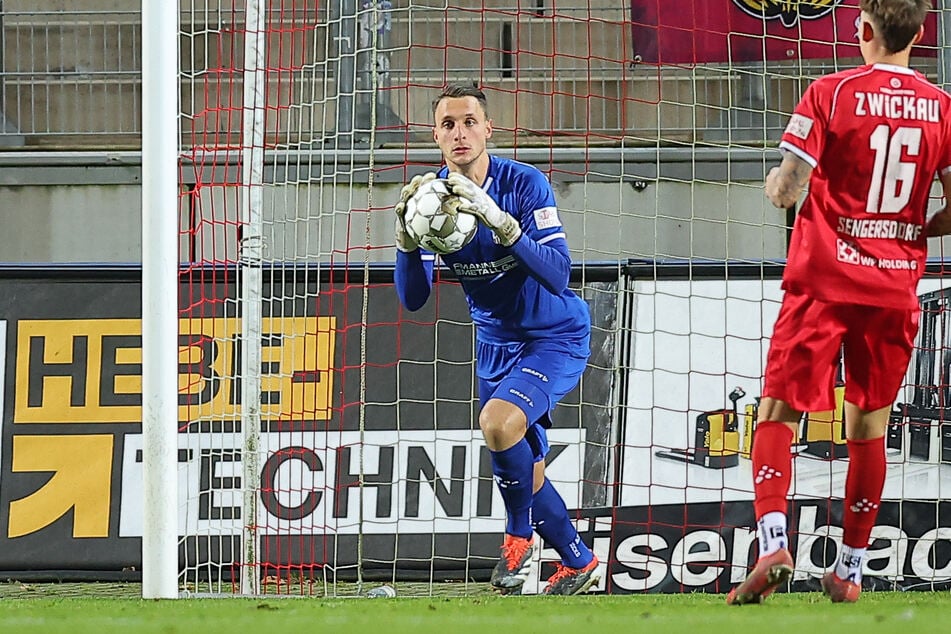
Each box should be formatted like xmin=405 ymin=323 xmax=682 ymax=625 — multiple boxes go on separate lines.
xmin=395 ymin=249 xmax=434 ymax=311
xmin=765 ymin=151 xmax=812 ymax=209
xmin=925 ymin=169 xmax=951 ymax=237
xmin=394 ymin=173 xmax=437 ymax=311
xmin=768 ymin=77 xmax=827 ymax=210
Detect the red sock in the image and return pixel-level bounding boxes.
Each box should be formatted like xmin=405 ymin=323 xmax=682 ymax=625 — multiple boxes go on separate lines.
xmin=751 ymin=421 xmax=794 ymax=519
xmin=843 ymin=436 xmax=886 ymax=548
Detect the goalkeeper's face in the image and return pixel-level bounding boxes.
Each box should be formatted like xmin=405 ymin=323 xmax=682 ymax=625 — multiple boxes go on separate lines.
xmin=433 ymin=96 xmax=493 ymax=177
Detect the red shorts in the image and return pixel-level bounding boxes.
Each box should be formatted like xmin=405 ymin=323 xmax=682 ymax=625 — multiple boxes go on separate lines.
xmin=762 ymin=292 xmax=919 ymax=412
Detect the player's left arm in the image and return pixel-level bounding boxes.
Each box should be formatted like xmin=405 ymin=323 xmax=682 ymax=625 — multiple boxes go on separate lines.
xmin=925 ymin=169 xmax=951 ymax=237
xmin=447 ymin=171 xmax=570 ymax=295
xmin=765 ymin=150 xmax=812 ymax=209
xmin=507 ymin=227 xmax=571 ymax=295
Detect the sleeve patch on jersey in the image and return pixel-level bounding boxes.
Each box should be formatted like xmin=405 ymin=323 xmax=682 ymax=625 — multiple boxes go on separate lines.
xmin=533 ymin=206 xmax=561 ymax=230
xmin=785 ymin=113 xmax=813 ymax=140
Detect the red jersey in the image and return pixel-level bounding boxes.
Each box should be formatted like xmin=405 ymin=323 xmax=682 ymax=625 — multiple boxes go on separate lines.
xmin=780 ymin=63 xmax=951 ymax=309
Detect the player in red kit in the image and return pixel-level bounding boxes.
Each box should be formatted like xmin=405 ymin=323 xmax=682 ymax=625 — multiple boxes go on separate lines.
xmin=727 ymin=0 xmax=951 ymax=605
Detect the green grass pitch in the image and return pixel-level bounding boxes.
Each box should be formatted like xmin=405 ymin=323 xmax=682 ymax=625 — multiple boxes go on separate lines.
xmin=2 ymin=590 xmax=951 ymax=634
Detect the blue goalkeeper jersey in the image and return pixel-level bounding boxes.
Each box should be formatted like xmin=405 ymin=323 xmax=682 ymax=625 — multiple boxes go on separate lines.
xmin=428 ymin=154 xmax=590 ymax=344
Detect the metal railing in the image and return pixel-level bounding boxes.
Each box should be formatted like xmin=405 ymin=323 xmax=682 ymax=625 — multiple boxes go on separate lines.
xmin=0 ymin=1 xmax=946 ymax=149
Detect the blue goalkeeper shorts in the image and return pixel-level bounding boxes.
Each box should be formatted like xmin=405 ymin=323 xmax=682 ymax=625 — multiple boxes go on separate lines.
xmin=476 ymin=336 xmax=589 ymax=462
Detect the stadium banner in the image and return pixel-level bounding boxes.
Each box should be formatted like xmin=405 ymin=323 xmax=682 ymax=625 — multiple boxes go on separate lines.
xmin=630 ymin=1 xmax=938 ymax=65
xmin=618 ymin=262 xmax=951 ymax=592
xmin=569 ymin=498 xmax=951 ymax=593
xmin=4 ymin=262 xmax=949 ymax=591
xmin=0 ymin=266 xmax=616 ymax=581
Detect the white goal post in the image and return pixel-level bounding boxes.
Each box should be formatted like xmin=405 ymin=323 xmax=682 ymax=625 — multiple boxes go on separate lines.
xmin=141 ymin=0 xmax=181 ymax=600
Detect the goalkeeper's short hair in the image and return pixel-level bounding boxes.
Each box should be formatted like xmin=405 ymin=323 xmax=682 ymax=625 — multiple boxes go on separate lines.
xmin=432 ymin=83 xmax=489 ymax=117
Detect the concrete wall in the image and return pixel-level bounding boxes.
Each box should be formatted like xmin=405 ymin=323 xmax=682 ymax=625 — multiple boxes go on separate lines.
xmin=0 ymin=147 xmax=791 ymax=264
xmin=4 ymin=148 xmax=950 ymax=266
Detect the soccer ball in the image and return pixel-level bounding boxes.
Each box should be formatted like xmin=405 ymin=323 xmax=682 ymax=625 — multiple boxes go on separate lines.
xmin=403 ymin=178 xmax=478 ymax=255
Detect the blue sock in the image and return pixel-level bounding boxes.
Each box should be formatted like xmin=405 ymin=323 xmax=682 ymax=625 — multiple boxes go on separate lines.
xmin=532 ymin=478 xmax=594 ymax=568
xmin=490 ymin=440 xmax=535 ymax=538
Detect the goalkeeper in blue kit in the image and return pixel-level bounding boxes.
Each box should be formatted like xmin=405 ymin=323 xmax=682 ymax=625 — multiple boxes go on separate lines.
xmin=393 ymin=84 xmax=600 ymax=595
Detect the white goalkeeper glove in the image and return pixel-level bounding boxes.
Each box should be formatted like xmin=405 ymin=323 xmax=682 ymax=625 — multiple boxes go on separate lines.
xmin=393 ymin=172 xmax=437 ymax=252
xmin=446 ymin=172 xmax=522 ymax=247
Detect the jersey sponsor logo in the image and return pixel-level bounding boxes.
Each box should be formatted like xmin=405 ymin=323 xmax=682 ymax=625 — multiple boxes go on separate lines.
xmin=874 ymin=257 xmax=917 ymax=271
xmin=731 ymin=0 xmax=839 ymax=29
xmin=837 ymin=217 xmax=923 ymax=242
xmin=834 ymin=238 xmax=920 ymax=271
xmin=854 ymin=92 xmax=940 ymax=123
xmin=451 ymin=255 xmax=519 ymax=278
xmin=836 ymin=239 xmax=860 ymax=265
xmin=785 ymin=113 xmax=813 ymax=140
xmin=533 ymin=206 xmax=561 ymax=230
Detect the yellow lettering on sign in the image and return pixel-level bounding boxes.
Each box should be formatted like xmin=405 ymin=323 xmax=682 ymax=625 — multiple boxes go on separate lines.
xmin=8 ymin=435 xmax=114 ymax=538
xmin=15 ymin=319 xmax=139 ymax=423
xmin=177 ymin=317 xmax=336 ymax=423
xmin=14 ymin=317 xmax=336 ymax=424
